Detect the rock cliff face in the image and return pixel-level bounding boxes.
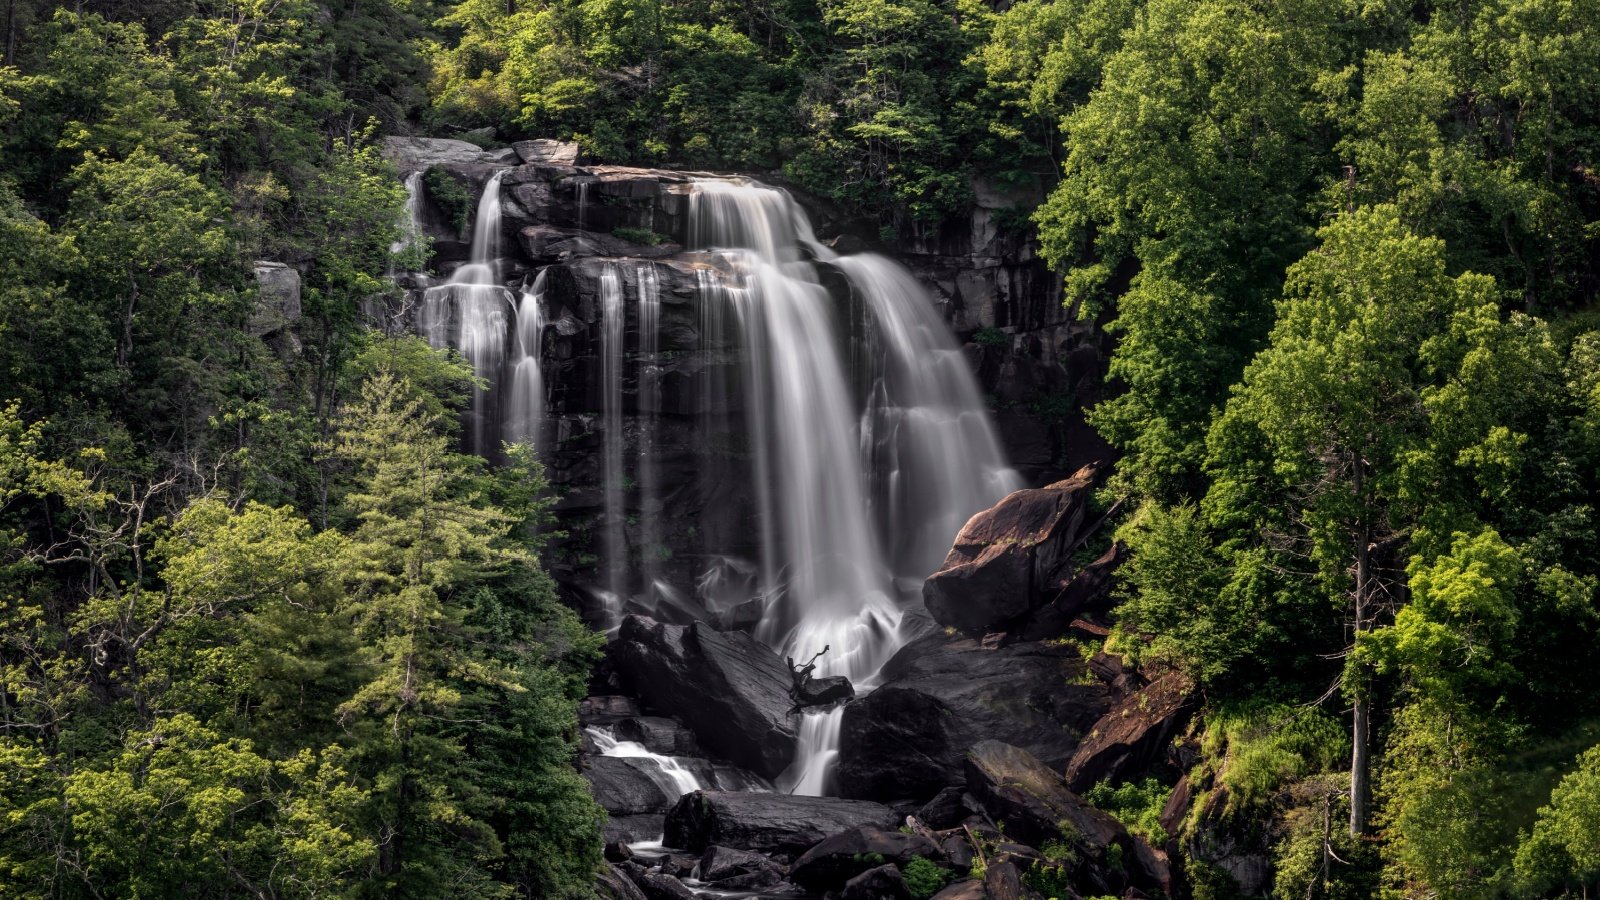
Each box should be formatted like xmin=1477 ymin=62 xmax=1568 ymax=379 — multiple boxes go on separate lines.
xmin=380 ymin=137 xmax=1109 ymax=628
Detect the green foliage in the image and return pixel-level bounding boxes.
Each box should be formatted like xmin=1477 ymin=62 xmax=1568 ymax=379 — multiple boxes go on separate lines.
xmin=613 ymin=226 xmax=668 ymax=245
xmin=973 ymin=326 xmax=1009 ymax=348
xmin=425 ymin=167 xmax=477 ymax=237
xmin=1084 ymin=778 xmax=1172 ymax=845
xmin=1515 ymin=744 xmax=1600 ymax=896
xmin=1198 ymin=704 xmax=1349 ymax=814
xmin=901 ymin=856 xmax=950 ymax=899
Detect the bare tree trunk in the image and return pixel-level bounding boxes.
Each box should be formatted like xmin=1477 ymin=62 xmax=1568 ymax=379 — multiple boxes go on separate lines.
xmin=1349 ymin=457 xmax=1371 ymax=837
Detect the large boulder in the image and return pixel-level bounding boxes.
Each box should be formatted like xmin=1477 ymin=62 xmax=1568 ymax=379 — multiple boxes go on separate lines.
xmin=663 ymin=790 xmax=899 ymax=856
xmin=585 ymin=756 xmax=681 ymax=815
xmin=964 ymin=741 xmax=1164 ymax=896
xmin=842 ymin=864 xmax=912 ymax=900
xmin=697 ymin=845 xmax=786 ymax=890
xmin=1018 ymin=543 xmax=1126 ymax=641
xmin=250 ymin=262 xmax=302 ymax=337
xmin=1064 ymin=672 xmax=1195 ymax=792
xmin=513 ymin=138 xmax=582 ymax=166
xmin=923 ymin=466 xmax=1100 ymax=632
xmin=380 ymin=136 xmax=500 ymax=173
xmin=837 ymin=631 xmax=1110 ymax=801
xmin=790 ymin=826 xmax=941 ymax=890
xmin=611 ymin=616 xmax=797 ymax=779
xmin=595 ymin=863 xmax=649 ymax=900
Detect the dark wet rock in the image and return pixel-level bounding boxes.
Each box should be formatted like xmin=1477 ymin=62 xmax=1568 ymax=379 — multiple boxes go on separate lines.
xmin=605 ymin=841 xmax=634 ymax=863
xmin=582 ymin=696 xmax=644 ymax=719
xmin=1018 ymin=543 xmax=1127 ymax=641
xmin=930 ymin=879 xmax=987 ymax=900
xmin=586 ymin=757 xmax=679 ymax=815
xmin=837 ymin=632 xmax=1110 ymax=801
xmin=790 ymin=825 xmax=941 ymax=890
xmin=612 ymin=616 xmax=797 ymax=779
xmin=658 ymin=855 xmax=697 ymax=879
xmin=698 ymin=845 xmax=786 ymax=889
xmin=964 ymin=740 xmax=1123 ymax=853
xmin=983 ymin=860 xmax=1045 ymax=900
xmin=916 ymin=787 xmax=969 ymax=830
xmin=629 ymin=870 xmax=696 ymax=900
xmin=603 ymin=813 xmax=667 ymax=845
xmin=939 ymin=834 xmax=974 ymax=870
xmin=841 ymin=863 xmax=911 ymax=900
xmin=1065 ymin=672 xmax=1195 ymax=793
xmin=710 ymin=597 xmax=767 ymax=633
xmin=613 ymin=716 xmax=703 ymax=757
xmin=794 ymin=674 xmax=855 ymax=708
xmin=922 ymin=466 xmax=1101 ymax=633
xmin=663 ymin=790 xmax=899 ymax=855
xmin=964 ymin=741 xmax=1165 ymax=896
xmin=596 ymin=862 xmax=649 ymax=900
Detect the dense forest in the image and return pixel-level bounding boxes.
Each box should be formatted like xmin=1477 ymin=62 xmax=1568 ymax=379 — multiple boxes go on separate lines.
xmin=1 ymin=0 xmax=1598 ymax=898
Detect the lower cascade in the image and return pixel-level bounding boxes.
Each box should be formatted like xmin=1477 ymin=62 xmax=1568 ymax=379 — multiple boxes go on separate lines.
xmin=402 ymin=161 xmax=1020 ymax=797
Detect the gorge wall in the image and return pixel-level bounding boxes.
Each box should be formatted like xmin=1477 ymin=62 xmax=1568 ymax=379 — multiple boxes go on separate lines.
xmin=380 ymin=136 xmax=1112 ymax=630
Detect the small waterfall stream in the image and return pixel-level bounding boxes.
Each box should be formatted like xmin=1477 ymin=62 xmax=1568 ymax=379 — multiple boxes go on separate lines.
xmin=587 ymin=725 xmax=706 ymax=800
xmin=600 ymin=265 xmax=627 ymax=622
xmin=419 ymin=170 xmax=513 ymax=456
xmin=406 ymin=168 xmax=1016 ymax=798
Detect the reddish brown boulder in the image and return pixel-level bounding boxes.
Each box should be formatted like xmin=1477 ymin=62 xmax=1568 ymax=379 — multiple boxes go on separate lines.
xmin=923 ymin=466 xmax=1101 ymax=633
xmin=1019 ymin=543 xmax=1127 ymax=641
xmin=963 ymin=741 xmax=1166 ymax=896
xmin=1065 ymin=673 xmax=1196 ymax=793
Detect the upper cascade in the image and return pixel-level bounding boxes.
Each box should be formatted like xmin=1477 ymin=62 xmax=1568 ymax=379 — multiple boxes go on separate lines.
xmin=392 ymin=157 xmax=1020 ymax=796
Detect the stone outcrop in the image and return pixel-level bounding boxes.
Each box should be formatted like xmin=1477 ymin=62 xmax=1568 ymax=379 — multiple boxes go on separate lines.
xmin=789 ymin=826 xmax=941 ymax=890
xmin=250 ymin=262 xmax=302 ymax=337
xmin=513 ymin=138 xmax=582 ymax=166
xmin=964 ymin=741 xmax=1167 ymax=896
xmin=610 ymin=616 xmax=797 ymax=779
xmin=381 ymin=136 xmax=511 ymax=173
xmin=697 ymin=845 xmax=786 ymax=889
xmin=1065 ymin=672 xmax=1196 ymax=793
xmin=663 ymin=790 xmax=899 ymax=855
xmin=922 ymin=465 xmax=1103 ymax=633
xmin=837 ymin=629 xmax=1110 ymax=802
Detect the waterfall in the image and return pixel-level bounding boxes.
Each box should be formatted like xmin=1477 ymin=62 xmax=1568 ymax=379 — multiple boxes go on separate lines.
xmin=600 ymin=265 xmax=627 ymax=624
xmin=420 ymin=170 xmax=512 ymax=456
xmin=504 ymin=272 xmax=546 ymax=448
xmin=636 ymin=265 xmax=664 ymax=595
xmin=389 ymin=171 xmax=425 ymax=258
xmin=407 ymin=166 xmax=1017 ymax=798
xmin=840 ymin=256 xmax=1026 ymax=585
xmin=587 ymin=726 xmax=706 ymax=800
xmin=688 ymin=178 xmax=1011 ymax=795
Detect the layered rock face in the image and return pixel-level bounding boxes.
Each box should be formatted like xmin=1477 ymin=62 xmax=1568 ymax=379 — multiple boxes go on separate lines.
xmin=380 ymin=137 xmax=1104 ymax=631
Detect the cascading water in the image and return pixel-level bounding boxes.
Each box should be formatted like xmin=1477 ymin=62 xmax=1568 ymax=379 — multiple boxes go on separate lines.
xmin=686 ymin=179 xmax=1019 ymax=795
xmin=599 ymin=265 xmax=627 ymax=624
xmin=390 ymin=171 xmax=425 ymax=259
xmin=420 ymin=170 xmax=512 ymax=456
xmin=636 ymin=265 xmax=665 ymax=595
xmin=841 ymin=256 xmax=1026 ymax=585
xmin=587 ymin=726 xmax=705 ymax=800
xmin=503 ymin=271 xmax=546 ymax=447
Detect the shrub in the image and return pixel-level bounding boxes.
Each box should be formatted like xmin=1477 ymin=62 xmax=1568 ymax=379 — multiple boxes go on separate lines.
xmin=902 ymin=856 xmax=949 ymax=899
